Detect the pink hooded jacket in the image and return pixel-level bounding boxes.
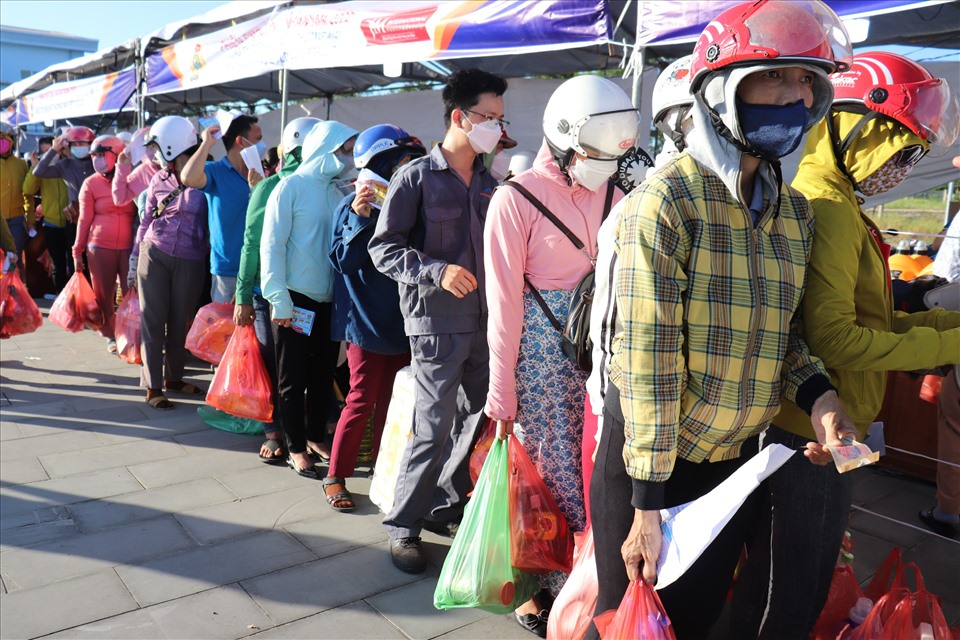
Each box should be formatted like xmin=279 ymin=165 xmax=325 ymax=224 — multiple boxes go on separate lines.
xmin=483 ymin=141 xmax=624 ymax=420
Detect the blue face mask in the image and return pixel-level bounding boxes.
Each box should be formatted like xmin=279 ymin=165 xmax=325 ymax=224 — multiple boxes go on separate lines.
xmin=737 ymin=100 xmax=810 ymax=159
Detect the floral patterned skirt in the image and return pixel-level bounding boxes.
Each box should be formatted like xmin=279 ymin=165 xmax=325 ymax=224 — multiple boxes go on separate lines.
xmin=515 ymin=289 xmax=588 ymax=596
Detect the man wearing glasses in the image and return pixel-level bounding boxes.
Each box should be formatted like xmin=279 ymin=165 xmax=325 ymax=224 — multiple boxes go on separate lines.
xmin=369 ymin=68 xmax=508 ymax=574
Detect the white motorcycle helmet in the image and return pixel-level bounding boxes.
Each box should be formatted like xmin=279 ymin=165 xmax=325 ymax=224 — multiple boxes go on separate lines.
xmin=652 ymin=55 xmax=694 ymax=153
xmin=146 ymin=116 xmax=198 ymax=163
xmin=542 ymin=75 xmax=640 ymax=174
xmin=281 ymin=117 xmax=322 ymax=154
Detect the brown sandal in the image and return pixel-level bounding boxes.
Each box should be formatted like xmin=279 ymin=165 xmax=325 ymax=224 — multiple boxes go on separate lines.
xmin=147 ymin=395 xmax=174 ymax=410
xmin=323 ymin=477 xmax=356 ymax=512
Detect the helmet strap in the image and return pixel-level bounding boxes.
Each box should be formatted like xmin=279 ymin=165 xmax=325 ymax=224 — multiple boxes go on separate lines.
xmin=545 ymin=139 xmax=575 ymax=186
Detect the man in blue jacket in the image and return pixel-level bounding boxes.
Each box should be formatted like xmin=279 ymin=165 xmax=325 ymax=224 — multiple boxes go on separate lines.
xmin=369 ymin=69 xmax=508 ymax=573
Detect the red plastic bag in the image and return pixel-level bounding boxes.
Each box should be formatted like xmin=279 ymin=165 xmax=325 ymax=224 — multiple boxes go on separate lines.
xmin=548 ymin=527 xmax=598 ymax=640
xmin=844 ymin=549 xmax=909 ymax=640
xmin=206 ymin=324 xmax=273 ymax=422
xmin=114 ymin=289 xmax=141 ymax=365
xmin=595 ymin=579 xmax=676 ymax=640
xmin=469 ymin=418 xmax=497 ymax=486
xmin=185 ymin=302 xmax=235 ymax=364
xmin=0 ymin=270 xmax=43 ymax=338
xmin=813 ymin=556 xmax=863 ymax=640
xmin=508 ymin=436 xmax=574 ymax=574
xmin=882 ymin=563 xmax=951 ymax=640
xmin=49 ymin=272 xmax=103 ymax=333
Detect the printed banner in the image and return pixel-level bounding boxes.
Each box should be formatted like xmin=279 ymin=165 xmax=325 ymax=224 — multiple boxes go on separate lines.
xmin=145 ymin=0 xmax=609 ymax=96
xmin=1 ymin=68 xmax=136 ymax=126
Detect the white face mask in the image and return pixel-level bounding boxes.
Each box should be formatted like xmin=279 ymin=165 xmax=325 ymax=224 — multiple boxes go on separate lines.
xmin=569 ymin=157 xmax=617 ymax=191
xmin=464 ymin=117 xmax=502 ymax=155
xmin=490 ymin=152 xmax=511 ymax=181
xmin=70 ymin=145 xmax=90 ymax=159
xmin=153 ymin=149 xmax=168 ymax=168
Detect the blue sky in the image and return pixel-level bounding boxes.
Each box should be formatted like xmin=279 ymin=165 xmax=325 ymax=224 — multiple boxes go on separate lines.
xmin=0 ymin=1 xmax=226 ymax=49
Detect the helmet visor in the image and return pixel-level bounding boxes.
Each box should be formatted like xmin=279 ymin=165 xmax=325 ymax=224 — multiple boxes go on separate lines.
xmin=742 ymin=0 xmax=853 ymax=72
xmin=573 ymin=109 xmax=642 ymax=161
xmin=911 ymin=79 xmax=960 ymax=148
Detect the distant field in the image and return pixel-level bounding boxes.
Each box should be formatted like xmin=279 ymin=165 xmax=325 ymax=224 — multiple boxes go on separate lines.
xmin=865 ymin=192 xmax=955 ymax=240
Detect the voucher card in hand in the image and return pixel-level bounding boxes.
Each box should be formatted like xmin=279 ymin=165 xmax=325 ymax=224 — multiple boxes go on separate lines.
xmin=356 ymin=168 xmax=390 ymax=209
xmin=290 ymin=306 xmax=316 ymax=336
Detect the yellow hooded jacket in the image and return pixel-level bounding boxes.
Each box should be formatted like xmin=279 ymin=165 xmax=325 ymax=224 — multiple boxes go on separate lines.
xmin=775 ymin=112 xmax=960 ymax=439
xmin=0 ymin=133 xmax=30 ymax=223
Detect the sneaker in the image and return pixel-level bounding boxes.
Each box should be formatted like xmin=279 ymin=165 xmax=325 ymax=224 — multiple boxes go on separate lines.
xmin=422 ymin=519 xmax=459 ymax=538
xmin=513 ymin=609 xmax=549 ymax=638
xmin=106 ymin=339 xmax=118 ymax=354
xmin=390 ymin=537 xmax=427 ymax=574
xmin=918 ymin=508 xmax=959 ymax=539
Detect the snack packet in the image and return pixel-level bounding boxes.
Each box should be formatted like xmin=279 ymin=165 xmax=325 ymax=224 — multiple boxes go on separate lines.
xmin=356 ymin=168 xmax=390 ymax=209
xmin=829 ymin=438 xmax=879 ymax=473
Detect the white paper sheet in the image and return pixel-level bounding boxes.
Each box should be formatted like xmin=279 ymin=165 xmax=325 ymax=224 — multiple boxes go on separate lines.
xmin=129 ymin=127 xmax=148 ymax=167
xmin=239 ymin=145 xmax=265 ymax=177
xmin=655 ymin=443 xmax=796 ymax=590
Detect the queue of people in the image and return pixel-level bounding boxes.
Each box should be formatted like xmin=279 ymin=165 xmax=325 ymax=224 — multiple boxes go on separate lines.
xmin=1 ymin=1 xmax=958 ymax=637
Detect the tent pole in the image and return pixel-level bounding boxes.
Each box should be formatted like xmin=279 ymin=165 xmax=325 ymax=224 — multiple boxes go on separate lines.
xmin=630 ymin=0 xmax=644 ymax=109
xmin=135 ymin=39 xmax=145 ymax=129
xmin=279 ymin=67 xmax=289 ymax=134
xmin=946 ymin=180 xmax=956 ymax=228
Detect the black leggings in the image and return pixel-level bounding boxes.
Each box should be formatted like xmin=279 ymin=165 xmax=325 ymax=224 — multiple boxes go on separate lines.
xmin=587 ymin=383 xmax=761 ymax=640
xmin=271 ymin=291 xmax=340 ymax=455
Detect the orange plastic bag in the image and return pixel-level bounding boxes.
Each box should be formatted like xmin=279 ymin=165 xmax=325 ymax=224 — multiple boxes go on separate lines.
xmin=595 ymin=579 xmax=676 ymax=640
xmin=0 ymin=270 xmax=43 ymax=338
xmin=469 ymin=418 xmax=496 ymax=486
xmin=205 ymin=324 xmax=273 ymax=422
xmin=49 ymin=272 xmax=103 ymax=333
xmin=114 ymin=289 xmax=141 ymax=365
xmin=508 ymin=436 xmax=574 ymax=574
xmin=185 ymin=302 xmax=235 ymax=364
xmin=548 ymin=527 xmax=598 ymax=640
xmin=813 ymin=554 xmax=863 ymax=640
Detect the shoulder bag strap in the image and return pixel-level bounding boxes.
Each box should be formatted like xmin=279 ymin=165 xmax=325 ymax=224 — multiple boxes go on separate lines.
xmin=153 ymin=184 xmax=185 ymax=219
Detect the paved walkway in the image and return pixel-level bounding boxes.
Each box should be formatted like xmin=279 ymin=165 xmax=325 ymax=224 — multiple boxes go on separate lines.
xmin=1 ymin=301 xmax=957 ymax=639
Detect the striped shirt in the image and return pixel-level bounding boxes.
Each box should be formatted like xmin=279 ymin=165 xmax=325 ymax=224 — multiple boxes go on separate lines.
xmin=609 ymin=153 xmax=829 ymax=483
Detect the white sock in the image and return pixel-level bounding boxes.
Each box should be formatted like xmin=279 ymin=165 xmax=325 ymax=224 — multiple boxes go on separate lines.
xmin=933 ymin=506 xmax=960 ymax=525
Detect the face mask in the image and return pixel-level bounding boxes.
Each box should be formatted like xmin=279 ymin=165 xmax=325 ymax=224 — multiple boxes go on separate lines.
xmin=70 ymin=145 xmax=91 ymax=159
xmin=92 ymin=155 xmax=115 ymax=175
xmin=153 ymin=149 xmax=168 ymax=168
xmin=737 ymin=100 xmax=809 ymax=159
xmin=488 ymin=152 xmax=511 ymax=181
xmin=242 ymin=138 xmax=266 ymax=159
xmin=859 ymin=156 xmax=915 ymax=197
xmin=335 ymin=151 xmax=356 ymax=178
xmin=463 ymin=116 xmax=502 ymax=155
xmin=0 ymin=138 xmax=11 ymax=156
xmin=569 ymin=157 xmax=617 ymax=192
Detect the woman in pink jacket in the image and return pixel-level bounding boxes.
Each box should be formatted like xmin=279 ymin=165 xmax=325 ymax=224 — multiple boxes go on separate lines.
xmin=112 ymin=127 xmax=160 ymax=210
xmin=73 ymin=135 xmax=137 ymax=352
xmin=483 ymin=75 xmax=640 ymax=637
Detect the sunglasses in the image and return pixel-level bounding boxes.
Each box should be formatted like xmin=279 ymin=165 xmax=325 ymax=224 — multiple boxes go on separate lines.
xmin=892 ymin=144 xmax=926 ymax=168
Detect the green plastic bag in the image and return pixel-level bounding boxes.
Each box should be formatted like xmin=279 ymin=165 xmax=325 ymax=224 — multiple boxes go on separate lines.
xmin=197 ymin=405 xmax=264 ymax=436
xmin=434 ymin=436 xmax=539 ymax=613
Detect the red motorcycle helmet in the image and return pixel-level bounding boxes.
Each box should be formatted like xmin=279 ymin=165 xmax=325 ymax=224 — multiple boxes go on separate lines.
xmin=831 ymin=51 xmax=960 ymax=149
xmin=690 ymin=0 xmax=853 ymax=93
xmin=63 ymin=126 xmax=96 ymax=144
xmin=90 ymin=135 xmax=126 ymax=174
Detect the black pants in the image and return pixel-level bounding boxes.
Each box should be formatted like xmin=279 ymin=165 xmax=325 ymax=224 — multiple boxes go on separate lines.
xmin=44 ymin=223 xmax=76 ymax=292
xmin=272 ymin=291 xmax=340 ymax=455
xmin=587 ymin=383 xmax=761 ymax=640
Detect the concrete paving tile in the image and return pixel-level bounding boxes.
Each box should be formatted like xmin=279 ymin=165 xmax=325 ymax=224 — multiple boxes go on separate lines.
xmin=0 ymin=420 xmax=23 ymax=440
xmin=435 ymin=613 xmax=529 ymax=639
xmin=0 ymin=457 xmax=49 ymax=484
xmin=0 ymin=570 xmax=138 ymax=639
xmin=241 ymin=542 xmax=435 ymax=624
xmin=217 ymin=465 xmax=322 ymax=500
xmin=128 ymin=449 xmax=262 ymax=489
xmin=0 ymin=467 xmax=143 ymax=526
xmin=366 ymin=576 xmax=491 ymax=640
xmin=116 ymin=529 xmax=315 ymax=607
xmin=0 ymin=429 xmax=104 ymax=461
xmin=45 ymin=584 xmax=276 ymax=640
xmin=847 ymin=530 xmax=899 ymax=588
xmin=0 ymin=515 xmax=196 ymax=590
xmin=941 ymin=599 xmax=960 ymax=628
xmin=11 ymin=403 xmax=151 ymax=437
xmin=176 ymin=485 xmax=325 ymax=544
xmin=250 ymin=601 xmax=406 ymax=639
xmin=39 ymin=437 xmax=188 ymax=478
xmin=173 ymin=427 xmax=260 ymax=454
xmin=851 ymin=467 xmax=931 ymax=507
xmin=67 ymin=477 xmax=238 ymax=532
xmin=0 ymin=518 xmax=80 ymax=554
xmin=283 ymin=510 xmax=388 ymax=560
xmin=94 ymin=411 xmax=208 ymax=444
xmin=848 ymin=502 xmax=930 ymax=550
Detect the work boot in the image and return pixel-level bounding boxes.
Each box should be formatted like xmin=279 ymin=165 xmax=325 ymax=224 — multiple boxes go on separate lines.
xmin=390 ymin=536 xmax=427 ymax=574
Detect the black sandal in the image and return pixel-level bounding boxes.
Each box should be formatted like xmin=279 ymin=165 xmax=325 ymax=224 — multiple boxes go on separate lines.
xmin=259 ymin=439 xmax=285 ymax=465
xmin=323 ymin=477 xmax=356 ymax=513
xmin=287 ymin=456 xmax=319 ymax=479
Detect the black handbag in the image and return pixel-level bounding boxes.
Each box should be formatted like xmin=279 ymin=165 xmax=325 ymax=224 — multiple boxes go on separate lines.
xmin=500 ymin=180 xmax=614 ymax=373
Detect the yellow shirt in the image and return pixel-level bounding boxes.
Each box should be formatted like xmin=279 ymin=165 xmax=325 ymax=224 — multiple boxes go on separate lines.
xmin=0 ymin=155 xmax=31 ymax=222
xmin=23 ymin=171 xmax=68 ymax=227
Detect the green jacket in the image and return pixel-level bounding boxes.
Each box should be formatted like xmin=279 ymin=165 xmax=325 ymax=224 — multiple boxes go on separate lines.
xmin=23 ymin=172 xmax=69 ymax=227
xmin=235 ymin=153 xmax=300 ymax=305
xmin=777 ymin=111 xmax=960 ymax=437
